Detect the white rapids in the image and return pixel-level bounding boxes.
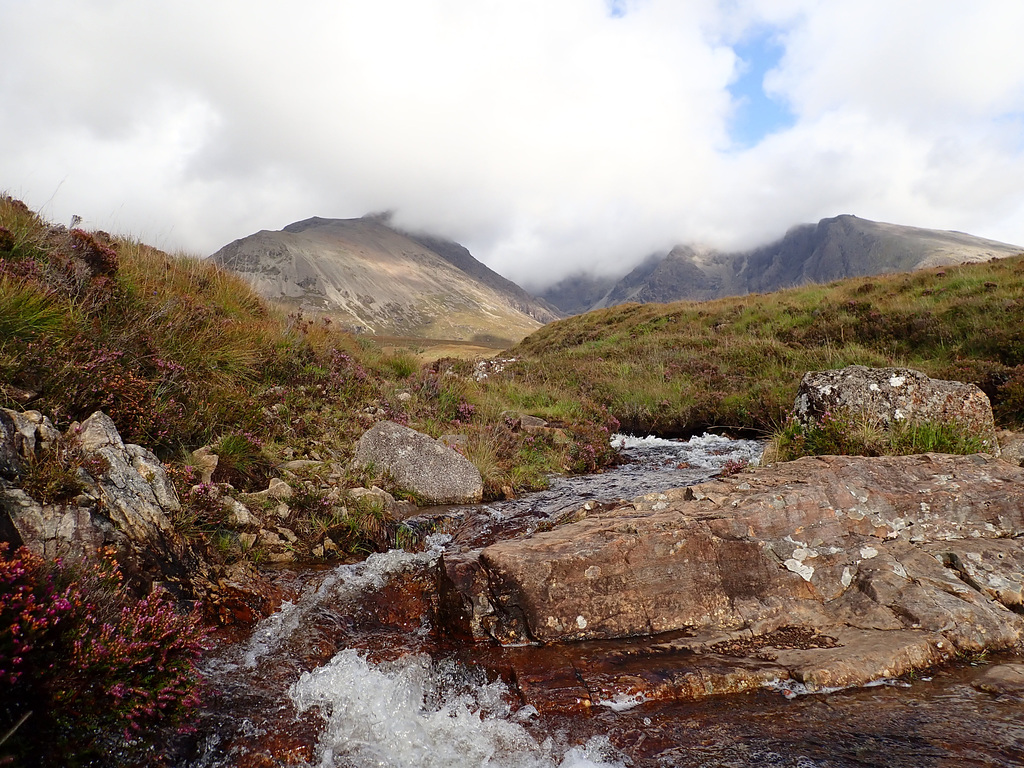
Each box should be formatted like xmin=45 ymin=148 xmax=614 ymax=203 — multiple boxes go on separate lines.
xmin=289 ymin=651 xmax=626 ymax=768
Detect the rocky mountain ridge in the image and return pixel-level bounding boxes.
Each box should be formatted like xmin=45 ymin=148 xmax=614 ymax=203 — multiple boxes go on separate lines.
xmin=210 ymin=216 xmax=558 ymax=343
xmin=541 ymin=215 xmax=1024 ymax=314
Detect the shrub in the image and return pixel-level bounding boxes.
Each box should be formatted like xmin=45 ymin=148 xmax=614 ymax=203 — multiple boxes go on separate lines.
xmin=379 ymin=350 xmax=419 ymax=379
xmin=330 ymin=494 xmax=397 ymax=554
xmin=0 ymin=545 xmax=208 ymax=766
xmin=0 ymin=274 xmax=63 ymax=339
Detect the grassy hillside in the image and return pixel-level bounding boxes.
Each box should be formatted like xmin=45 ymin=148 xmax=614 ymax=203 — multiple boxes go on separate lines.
xmin=511 ymin=255 xmax=1024 ymax=436
xmin=0 ymin=195 xmax=616 ymax=506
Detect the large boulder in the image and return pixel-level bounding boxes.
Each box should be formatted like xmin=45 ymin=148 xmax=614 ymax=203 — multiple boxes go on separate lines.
xmin=353 ymin=421 xmax=483 ymax=505
xmin=0 ymin=409 xmax=285 ymax=625
xmin=1 ymin=410 xmax=206 ymax=592
xmin=437 ymin=453 xmax=1024 ymax=701
xmin=793 ymin=365 xmax=998 ymax=451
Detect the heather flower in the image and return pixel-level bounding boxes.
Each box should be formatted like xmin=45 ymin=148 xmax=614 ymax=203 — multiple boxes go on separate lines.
xmin=0 ymin=545 xmax=209 ymax=762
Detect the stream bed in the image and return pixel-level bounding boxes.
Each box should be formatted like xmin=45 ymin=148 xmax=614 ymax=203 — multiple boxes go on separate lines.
xmin=172 ymin=436 xmax=1024 ymax=768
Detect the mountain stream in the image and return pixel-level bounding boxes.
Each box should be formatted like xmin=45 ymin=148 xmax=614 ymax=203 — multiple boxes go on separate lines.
xmin=173 ymin=436 xmax=1024 ymax=768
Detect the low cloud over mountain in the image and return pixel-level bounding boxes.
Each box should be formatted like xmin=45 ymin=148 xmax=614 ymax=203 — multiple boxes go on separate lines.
xmin=541 ymin=216 xmax=1024 ymax=315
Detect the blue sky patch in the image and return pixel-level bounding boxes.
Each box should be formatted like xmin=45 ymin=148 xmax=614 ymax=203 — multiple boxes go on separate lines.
xmin=606 ymin=0 xmax=628 ymax=19
xmin=727 ymin=30 xmax=796 ymax=147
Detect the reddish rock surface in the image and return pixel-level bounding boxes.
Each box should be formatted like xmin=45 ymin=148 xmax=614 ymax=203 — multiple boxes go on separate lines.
xmin=438 ymin=453 xmax=1024 ymax=706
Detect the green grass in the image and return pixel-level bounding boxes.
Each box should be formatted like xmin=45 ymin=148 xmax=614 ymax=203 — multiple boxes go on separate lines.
xmin=765 ymin=410 xmax=987 ymax=462
xmin=0 ymin=194 xmax=623 ymax=564
xmin=511 ymin=257 xmax=1024 ymax=436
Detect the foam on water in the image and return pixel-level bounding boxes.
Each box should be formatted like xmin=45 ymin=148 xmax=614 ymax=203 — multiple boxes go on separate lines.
xmin=289 ymin=650 xmax=626 ymax=768
xmin=595 ymin=692 xmax=648 ymax=712
xmin=612 ymin=432 xmax=763 ymax=471
xmin=763 ymin=676 xmax=909 ymax=700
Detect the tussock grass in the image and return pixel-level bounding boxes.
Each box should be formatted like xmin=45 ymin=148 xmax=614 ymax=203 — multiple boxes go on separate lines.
xmin=0 ymin=275 xmax=63 ymax=338
xmin=764 ymin=410 xmax=987 ymax=463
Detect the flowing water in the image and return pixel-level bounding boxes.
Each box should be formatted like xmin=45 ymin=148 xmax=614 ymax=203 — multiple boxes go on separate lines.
xmin=172 ymin=436 xmax=1024 ymax=768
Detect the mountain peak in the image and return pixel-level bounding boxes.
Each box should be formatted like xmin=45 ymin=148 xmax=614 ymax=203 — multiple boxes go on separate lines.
xmin=211 ymin=217 xmax=558 ymax=342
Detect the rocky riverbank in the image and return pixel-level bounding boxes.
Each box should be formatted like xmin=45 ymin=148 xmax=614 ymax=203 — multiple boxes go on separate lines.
xmin=439 ymin=451 xmax=1024 ymax=710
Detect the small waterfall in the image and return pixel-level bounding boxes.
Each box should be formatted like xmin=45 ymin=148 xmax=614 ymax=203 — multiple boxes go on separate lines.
xmin=289 ymin=651 xmax=625 ymax=768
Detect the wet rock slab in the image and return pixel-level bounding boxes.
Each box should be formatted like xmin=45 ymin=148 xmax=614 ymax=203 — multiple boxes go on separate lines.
xmin=438 ymin=453 xmax=1024 ymax=705
xmin=972 ymin=663 xmax=1024 ymax=695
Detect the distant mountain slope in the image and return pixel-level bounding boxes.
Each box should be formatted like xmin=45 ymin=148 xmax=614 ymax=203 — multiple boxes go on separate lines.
xmin=210 ymin=216 xmax=548 ymax=343
xmin=532 ymin=272 xmax=619 ymax=317
xmin=541 ymin=215 xmax=1024 ymax=314
xmin=398 ymin=229 xmax=561 ymax=324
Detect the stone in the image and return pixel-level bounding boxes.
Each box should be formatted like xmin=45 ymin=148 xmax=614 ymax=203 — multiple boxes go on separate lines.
xmin=191 ymin=446 xmax=219 ymax=484
xmin=438 ymin=453 xmax=1024 ymax=694
xmin=279 ymin=459 xmax=323 ymax=473
xmin=223 ymin=497 xmax=258 ymax=528
xmin=0 ymin=487 xmax=114 ymax=560
xmin=266 ymin=477 xmax=293 ymax=499
xmin=793 ymin=365 xmax=998 ymax=452
xmin=499 ymin=411 xmax=549 ymax=431
xmin=973 ymin=664 xmax=1024 ymax=695
xmin=2 ymin=409 xmax=59 ymax=460
xmin=2 ymin=410 xmax=207 ymax=592
xmin=0 ymin=408 xmax=57 ymax=480
xmin=347 ymin=485 xmax=419 ymax=520
xmin=0 ymin=410 xmax=24 ymax=479
xmin=346 ymin=485 xmax=395 ymax=508
xmin=996 ymin=429 xmax=1024 ymax=467
xmin=208 ymin=560 xmax=285 ymax=626
xmin=353 ymin=421 xmax=483 ymax=505
xmin=0 ymin=409 xmax=284 ymax=627
xmin=242 ymin=477 xmax=294 ymax=504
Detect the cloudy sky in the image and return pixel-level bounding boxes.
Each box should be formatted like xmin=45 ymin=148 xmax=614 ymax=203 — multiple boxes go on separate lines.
xmin=3 ymin=0 xmax=1024 ymax=288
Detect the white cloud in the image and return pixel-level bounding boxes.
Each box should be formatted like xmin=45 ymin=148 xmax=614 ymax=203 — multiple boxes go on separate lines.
xmin=2 ymin=0 xmax=1024 ymax=287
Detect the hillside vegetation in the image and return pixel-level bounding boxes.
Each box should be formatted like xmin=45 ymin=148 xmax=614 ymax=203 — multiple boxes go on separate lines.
xmin=0 ymin=195 xmax=615 ymax=509
xmin=512 ymin=255 xmax=1024 ymax=436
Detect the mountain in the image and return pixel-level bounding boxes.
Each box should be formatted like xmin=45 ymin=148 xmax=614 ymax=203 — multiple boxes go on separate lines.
xmin=531 ymin=272 xmax=619 ymax=317
xmin=396 ymin=228 xmax=561 ymax=324
xmin=541 ymin=215 xmax=1024 ymax=314
xmin=210 ymin=216 xmax=558 ymax=343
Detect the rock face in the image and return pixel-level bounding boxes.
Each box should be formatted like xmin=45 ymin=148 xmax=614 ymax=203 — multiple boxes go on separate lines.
xmin=997 ymin=430 xmax=1024 ymax=466
xmin=794 ymin=365 xmax=998 ymax=451
xmin=438 ymin=453 xmax=1024 ymax=701
xmin=973 ymin=664 xmax=1024 ymax=695
xmin=1 ymin=410 xmax=206 ymax=591
xmin=353 ymin=421 xmax=483 ymax=505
